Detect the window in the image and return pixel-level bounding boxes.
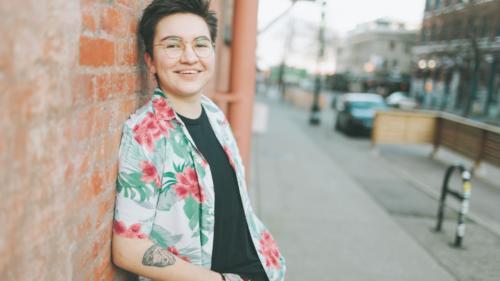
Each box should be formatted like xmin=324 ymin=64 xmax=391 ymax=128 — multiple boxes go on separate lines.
xmin=435 ymin=0 xmax=441 ymax=9
xmin=425 ymin=0 xmax=432 ymax=11
xmin=481 ymin=16 xmax=491 ymax=39
xmin=421 ymin=27 xmax=427 ymax=43
xmin=389 ymin=40 xmax=396 ymax=50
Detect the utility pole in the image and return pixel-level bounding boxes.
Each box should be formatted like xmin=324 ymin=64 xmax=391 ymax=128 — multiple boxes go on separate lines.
xmin=309 ymin=0 xmax=326 ymax=125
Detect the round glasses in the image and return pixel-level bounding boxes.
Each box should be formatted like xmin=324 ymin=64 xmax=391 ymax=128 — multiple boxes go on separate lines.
xmin=154 ymin=37 xmax=214 ymax=59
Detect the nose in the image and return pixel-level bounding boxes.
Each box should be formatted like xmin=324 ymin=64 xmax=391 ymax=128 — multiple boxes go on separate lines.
xmin=179 ymin=43 xmax=198 ymax=64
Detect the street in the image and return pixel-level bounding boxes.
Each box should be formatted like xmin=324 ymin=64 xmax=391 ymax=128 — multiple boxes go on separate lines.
xmin=250 ymin=95 xmax=500 ymax=281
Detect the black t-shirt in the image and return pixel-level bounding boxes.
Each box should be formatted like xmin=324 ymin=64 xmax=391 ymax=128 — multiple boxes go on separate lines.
xmin=178 ymin=107 xmax=268 ymax=280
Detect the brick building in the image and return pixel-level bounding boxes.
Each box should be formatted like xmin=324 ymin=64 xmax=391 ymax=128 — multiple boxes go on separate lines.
xmin=0 ymin=0 xmax=258 ymax=280
xmin=412 ymin=0 xmax=500 ymax=119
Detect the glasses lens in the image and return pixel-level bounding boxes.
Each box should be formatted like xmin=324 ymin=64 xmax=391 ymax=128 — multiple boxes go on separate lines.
xmin=163 ymin=41 xmax=183 ymax=58
xmin=194 ymin=39 xmax=212 ymax=58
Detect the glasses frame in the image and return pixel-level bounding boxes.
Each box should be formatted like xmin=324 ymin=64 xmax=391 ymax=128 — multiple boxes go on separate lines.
xmin=153 ymin=37 xmax=215 ymax=59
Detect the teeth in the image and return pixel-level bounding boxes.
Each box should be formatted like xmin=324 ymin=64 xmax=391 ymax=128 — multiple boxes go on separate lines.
xmin=179 ymin=70 xmax=198 ymax=74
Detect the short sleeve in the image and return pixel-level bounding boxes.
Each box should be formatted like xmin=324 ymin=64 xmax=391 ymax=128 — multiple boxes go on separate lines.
xmin=113 ymin=126 xmax=162 ymax=239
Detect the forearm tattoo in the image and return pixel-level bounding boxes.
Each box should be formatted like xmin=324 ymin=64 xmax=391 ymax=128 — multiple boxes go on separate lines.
xmin=222 ymin=273 xmax=244 ymax=281
xmin=142 ymin=244 xmax=176 ymax=267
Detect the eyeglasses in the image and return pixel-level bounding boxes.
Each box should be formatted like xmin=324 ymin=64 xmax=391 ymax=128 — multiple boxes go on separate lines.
xmin=154 ymin=37 xmax=214 ymax=59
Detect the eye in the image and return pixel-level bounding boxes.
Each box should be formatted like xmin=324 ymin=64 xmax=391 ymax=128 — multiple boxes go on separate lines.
xmin=195 ymin=43 xmax=210 ymax=48
xmin=195 ymin=39 xmax=211 ymax=48
xmin=166 ymin=43 xmax=181 ymax=49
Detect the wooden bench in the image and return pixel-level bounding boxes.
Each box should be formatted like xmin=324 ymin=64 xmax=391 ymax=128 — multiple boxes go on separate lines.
xmin=372 ymin=110 xmax=500 ymax=170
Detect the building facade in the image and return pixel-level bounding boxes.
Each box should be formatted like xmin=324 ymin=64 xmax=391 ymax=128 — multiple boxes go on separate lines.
xmin=412 ymin=0 xmax=500 ymax=120
xmin=335 ymin=18 xmax=417 ymax=95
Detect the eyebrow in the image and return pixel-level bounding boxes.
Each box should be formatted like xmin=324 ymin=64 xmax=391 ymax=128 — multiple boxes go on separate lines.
xmin=159 ymin=35 xmax=211 ymax=42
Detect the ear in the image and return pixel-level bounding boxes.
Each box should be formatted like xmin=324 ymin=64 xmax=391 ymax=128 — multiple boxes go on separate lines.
xmin=144 ymin=52 xmax=157 ymax=74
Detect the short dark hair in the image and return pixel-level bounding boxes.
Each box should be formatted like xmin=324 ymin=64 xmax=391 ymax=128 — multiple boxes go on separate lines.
xmin=139 ymin=0 xmax=218 ymax=57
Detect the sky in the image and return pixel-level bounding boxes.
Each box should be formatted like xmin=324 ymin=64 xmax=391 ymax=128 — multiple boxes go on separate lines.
xmin=256 ymin=0 xmax=426 ymax=72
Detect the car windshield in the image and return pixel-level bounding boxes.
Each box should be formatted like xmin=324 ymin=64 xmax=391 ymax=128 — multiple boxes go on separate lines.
xmin=349 ymin=101 xmax=386 ymax=110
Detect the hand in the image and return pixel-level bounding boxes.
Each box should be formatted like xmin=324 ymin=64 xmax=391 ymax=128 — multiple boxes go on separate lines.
xmin=222 ymin=273 xmax=244 ymax=281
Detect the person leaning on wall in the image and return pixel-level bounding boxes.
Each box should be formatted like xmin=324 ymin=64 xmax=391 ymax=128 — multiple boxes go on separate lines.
xmin=111 ymin=0 xmax=286 ymax=280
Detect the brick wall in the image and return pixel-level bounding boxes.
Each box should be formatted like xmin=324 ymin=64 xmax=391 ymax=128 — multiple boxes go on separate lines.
xmin=0 ymin=0 xmax=154 ymax=280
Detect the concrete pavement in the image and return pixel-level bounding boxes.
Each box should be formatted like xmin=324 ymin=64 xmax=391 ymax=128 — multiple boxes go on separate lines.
xmin=248 ymin=99 xmax=457 ymax=281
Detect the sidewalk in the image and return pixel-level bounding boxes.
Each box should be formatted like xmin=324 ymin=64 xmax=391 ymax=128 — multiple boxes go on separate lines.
xmin=249 ymin=99 xmax=456 ymax=281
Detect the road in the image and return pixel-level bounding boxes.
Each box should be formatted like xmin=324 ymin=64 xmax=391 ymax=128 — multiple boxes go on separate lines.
xmin=250 ymin=95 xmax=500 ymax=281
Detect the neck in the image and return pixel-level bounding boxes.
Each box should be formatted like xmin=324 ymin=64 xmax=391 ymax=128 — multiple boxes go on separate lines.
xmin=161 ymin=89 xmax=202 ymax=119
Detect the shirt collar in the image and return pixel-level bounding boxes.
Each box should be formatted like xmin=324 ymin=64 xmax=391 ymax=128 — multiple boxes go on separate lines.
xmin=152 ymin=88 xmax=177 ymax=122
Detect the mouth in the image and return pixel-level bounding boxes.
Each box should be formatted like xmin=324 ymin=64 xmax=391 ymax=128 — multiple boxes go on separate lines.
xmin=174 ymin=70 xmax=202 ymax=75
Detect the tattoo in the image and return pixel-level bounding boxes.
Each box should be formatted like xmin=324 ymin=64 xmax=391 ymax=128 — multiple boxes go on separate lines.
xmin=142 ymin=244 xmax=176 ymax=267
xmin=222 ymin=273 xmax=244 ymax=281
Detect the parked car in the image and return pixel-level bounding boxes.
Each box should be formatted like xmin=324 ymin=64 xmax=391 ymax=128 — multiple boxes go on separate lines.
xmin=385 ymin=91 xmax=417 ymax=109
xmin=334 ymin=93 xmax=387 ymax=135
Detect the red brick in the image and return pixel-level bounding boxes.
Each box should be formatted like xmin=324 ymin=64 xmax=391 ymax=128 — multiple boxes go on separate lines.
xmin=77 ymin=147 xmax=93 ymax=177
xmin=96 ymin=72 xmax=112 ymax=101
xmin=100 ymin=6 xmax=127 ymax=38
xmin=71 ymin=73 xmax=95 ymax=105
xmin=117 ymin=40 xmax=137 ymax=66
xmin=79 ymin=36 xmax=115 ymax=67
xmin=96 ymin=197 xmax=114 ymax=229
xmin=76 ymin=178 xmax=94 ymax=209
xmin=92 ymin=226 xmax=111 ymax=259
xmin=111 ymin=72 xmax=126 ymax=93
xmin=95 ymin=107 xmax=112 ymax=134
xmin=121 ymin=98 xmax=135 ymax=116
xmin=76 ymin=107 xmax=96 ymax=140
xmin=91 ymin=169 xmax=105 ymax=198
xmin=93 ymin=257 xmax=112 ymax=281
xmin=125 ymin=73 xmax=139 ymax=95
xmin=77 ymin=216 xmax=92 ymax=238
xmin=106 ymin=161 xmax=119 ymax=188
xmin=65 ymin=162 xmax=75 ymax=186
xmin=117 ymin=0 xmax=139 ymax=9
xmin=82 ymin=8 xmax=97 ymax=32
xmin=129 ymin=17 xmax=138 ymax=33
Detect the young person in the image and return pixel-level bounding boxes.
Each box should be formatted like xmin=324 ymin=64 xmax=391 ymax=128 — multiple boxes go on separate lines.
xmin=111 ymin=1 xmax=286 ymax=280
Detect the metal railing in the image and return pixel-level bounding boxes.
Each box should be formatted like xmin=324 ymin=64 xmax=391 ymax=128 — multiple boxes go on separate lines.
xmin=435 ymin=164 xmax=472 ymax=248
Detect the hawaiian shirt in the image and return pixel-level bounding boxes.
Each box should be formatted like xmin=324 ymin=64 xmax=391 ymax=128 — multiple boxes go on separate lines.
xmin=113 ymin=88 xmax=286 ymax=281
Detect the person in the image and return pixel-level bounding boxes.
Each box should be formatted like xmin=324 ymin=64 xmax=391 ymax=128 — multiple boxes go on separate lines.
xmin=111 ymin=1 xmax=286 ymax=281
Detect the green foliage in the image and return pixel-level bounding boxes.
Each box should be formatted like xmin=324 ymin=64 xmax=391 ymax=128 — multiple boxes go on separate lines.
xmin=117 ymin=172 xmax=153 ymax=202
xmin=183 ymin=197 xmax=200 ymax=231
xmin=150 ymin=224 xmax=182 ymax=248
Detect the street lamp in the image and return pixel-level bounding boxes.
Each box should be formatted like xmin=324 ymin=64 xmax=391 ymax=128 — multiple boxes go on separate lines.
xmin=309 ymin=0 xmax=326 ymax=125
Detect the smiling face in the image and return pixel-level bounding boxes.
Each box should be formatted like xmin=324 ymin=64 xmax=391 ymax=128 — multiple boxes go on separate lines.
xmin=145 ymin=13 xmax=215 ymax=101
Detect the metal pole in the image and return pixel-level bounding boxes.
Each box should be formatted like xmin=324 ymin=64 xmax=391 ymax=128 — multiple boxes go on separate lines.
xmin=454 ymin=169 xmax=472 ymax=247
xmin=227 ymin=0 xmax=258 ymax=174
xmin=309 ymin=0 xmax=326 ymax=125
xmin=435 ymin=165 xmax=454 ymax=232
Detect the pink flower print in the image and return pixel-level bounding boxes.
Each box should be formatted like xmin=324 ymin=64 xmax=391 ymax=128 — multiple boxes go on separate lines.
xmin=132 ymin=112 xmax=173 ymax=151
xmin=223 ymin=145 xmax=236 ymax=171
xmin=167 ymin=246 xmax=179 ymax=256
xmin=140 ymin=161 xmax=161 ymax=188
xmin=153 ymin=98 xmax=176 ymax=120
xmin=259 ymin=231 xmax=281 ymax=269
xmin=113 ymin=220 xmax=148 ymax=239
xmin=172 ymin=167 xmax=205 ymax=203
xmin=168 ymin=246 xmax=191 ymax=263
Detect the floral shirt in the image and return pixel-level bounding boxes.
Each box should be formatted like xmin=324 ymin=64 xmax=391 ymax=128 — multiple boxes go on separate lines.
xmin=114 ymin=88 xmax=286 ymax=280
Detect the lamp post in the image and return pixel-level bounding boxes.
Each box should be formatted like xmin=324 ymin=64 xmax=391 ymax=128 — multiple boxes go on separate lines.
xmin=309 ymin=0 xmax=326 ymax=125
